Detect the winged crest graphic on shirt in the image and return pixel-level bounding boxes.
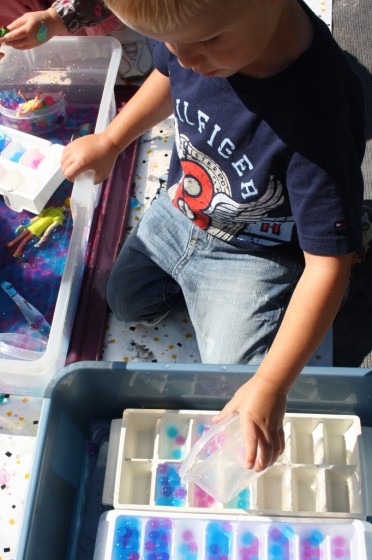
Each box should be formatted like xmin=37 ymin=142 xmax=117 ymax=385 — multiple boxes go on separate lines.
xmin=168 ymin=134 xmax=295 ymax=245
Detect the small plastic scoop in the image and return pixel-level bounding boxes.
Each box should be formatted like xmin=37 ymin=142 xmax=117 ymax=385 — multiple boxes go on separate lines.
xmin=179 ymin=413 xmax=267 ymax=503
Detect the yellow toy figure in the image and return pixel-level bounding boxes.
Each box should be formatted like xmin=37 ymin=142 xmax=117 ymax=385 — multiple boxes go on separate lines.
xmin=6 ymin=197 xmax=70 ymax=258
xmin=16 ymin=90 xmax=45 ymax=116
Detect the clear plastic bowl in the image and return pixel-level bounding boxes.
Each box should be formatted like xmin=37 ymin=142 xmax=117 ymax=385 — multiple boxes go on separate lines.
xmin=0 ymin=333 xmax=47 ymax=360
xmin=0 ymin=92 xmax=66 ymax=133
xmin=179 ymin=413 xmax=267 ymax=503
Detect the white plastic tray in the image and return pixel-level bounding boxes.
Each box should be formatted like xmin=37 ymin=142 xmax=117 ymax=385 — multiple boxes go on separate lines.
xmin=109 ymin=410 xmax=365 ymax=518
xmin=93 ymin=509 xmax=372 ymax=560
xmin=0 ymin=124 xmax=64 ymax=213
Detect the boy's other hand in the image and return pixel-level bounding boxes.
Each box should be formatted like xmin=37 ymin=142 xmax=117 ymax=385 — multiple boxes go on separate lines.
xmin=213 ymin=374 xmax=287 ymax=472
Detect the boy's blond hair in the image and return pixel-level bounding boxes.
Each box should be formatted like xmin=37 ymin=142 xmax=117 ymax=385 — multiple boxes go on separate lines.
xmin=105 ymin=0 xmax=226 ymax=34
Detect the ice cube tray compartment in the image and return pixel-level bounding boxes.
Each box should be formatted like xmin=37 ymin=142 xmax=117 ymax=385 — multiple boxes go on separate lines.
xmin=0 ymin=124 xmax=64 ymax=213
xmin=113 ymin=410 xmax=364 ymax=517
xmin=93 ymin=510 xmax=372 ymax=560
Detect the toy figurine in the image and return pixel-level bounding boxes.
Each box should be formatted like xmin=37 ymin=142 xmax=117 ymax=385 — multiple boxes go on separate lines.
xmin=5 ymin=198 xmax=70 ymax=258
xmin=16 ymin=90 xmax=45 ymax=115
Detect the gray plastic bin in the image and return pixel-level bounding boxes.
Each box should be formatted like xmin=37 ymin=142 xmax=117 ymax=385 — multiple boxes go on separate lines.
xmin=16 ymin=361 xmax=372 ymax=560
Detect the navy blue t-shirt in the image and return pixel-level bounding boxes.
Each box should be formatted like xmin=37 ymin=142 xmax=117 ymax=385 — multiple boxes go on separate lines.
xmin=154 ymin=2 xmax=365 ymax=256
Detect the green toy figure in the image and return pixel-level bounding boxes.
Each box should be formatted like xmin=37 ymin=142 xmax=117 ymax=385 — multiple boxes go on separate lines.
xmin=6 ymin=198 xmax=70 ymax=258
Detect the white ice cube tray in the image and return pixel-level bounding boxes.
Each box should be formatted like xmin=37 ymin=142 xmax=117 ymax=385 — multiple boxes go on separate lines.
xmin=0 ymin=124 xmax=64 ymax=213
xmin=108 ymin=410 xmax=365 ymax=518
xmin=93 ymin=509 xmax=372 ymax=560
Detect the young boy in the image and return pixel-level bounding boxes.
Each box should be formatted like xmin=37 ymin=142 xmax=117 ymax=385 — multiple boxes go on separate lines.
xmin=61 ymin=0 xmax=365 ymax=472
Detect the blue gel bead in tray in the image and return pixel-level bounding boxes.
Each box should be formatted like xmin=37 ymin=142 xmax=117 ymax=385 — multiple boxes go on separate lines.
xmin=113 ymin=516 xmax=141 ymax=560
xmin=166 ymin=425 xmax=179 ymax=438
xmin=227 ymin=487 xmax=250 ymax=509
xmin=3 ymin=141 xmax=26 ymax=163
xmin=0 ymin=132 xmax=11 ymax=153
xmin=205 ymin=520 xmax=233 ymax=560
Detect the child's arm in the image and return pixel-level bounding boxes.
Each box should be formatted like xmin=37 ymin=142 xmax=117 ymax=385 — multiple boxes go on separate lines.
xmin=61 ymin=69 xmax=173 ymax=184
xmin=0 ymin=8 xmax=66 ymax=49
xmin=214 ymin=251 xmax=352 ymax=471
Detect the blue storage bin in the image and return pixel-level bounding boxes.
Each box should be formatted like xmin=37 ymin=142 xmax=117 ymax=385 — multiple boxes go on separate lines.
xmin=16 ymin=361 xmax=372 ymax=560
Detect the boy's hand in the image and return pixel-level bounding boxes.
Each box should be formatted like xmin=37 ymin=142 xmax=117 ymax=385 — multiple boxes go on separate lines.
xmin=0 ymin=8 xmax=66 ymax=50
xmin=214 ymin=374 xmax=287 ymax=472
xmin=61 ymin=132 xmax=120 ymax=184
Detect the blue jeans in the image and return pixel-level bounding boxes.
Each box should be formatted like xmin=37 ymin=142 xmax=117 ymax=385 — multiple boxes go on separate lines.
xmin=106 ymin=190 xmax=303 ymax=364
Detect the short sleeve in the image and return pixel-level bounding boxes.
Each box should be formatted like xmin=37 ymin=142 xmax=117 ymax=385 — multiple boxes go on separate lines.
xmin=52 ymin=0 xmax=112 ymax=33
xmin=153 ymin=42 xmax=171 ymax=77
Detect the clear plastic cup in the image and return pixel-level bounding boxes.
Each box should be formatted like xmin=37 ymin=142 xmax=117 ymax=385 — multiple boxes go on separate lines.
xmin=179 ymin=413 xmax=267 ymax=503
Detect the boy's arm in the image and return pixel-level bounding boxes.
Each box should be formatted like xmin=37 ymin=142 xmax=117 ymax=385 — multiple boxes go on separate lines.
xmin=62 ymin=69 xmax=173 ymax=183
xmin=215 ymin=251 xmax=352 ymax=471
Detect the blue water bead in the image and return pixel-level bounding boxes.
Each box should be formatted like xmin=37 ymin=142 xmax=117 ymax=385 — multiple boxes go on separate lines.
xmin=171 ymin=449 xmax=182 ymax=459
xmin=9 ymin=150 xmax=25 ymax=163
xmin=309 ymin=529 xmax=325 ymax=545
xmin=178 ymin=543 xmax=189 ymax=554
xmin=166 ymin=425 xmax=179 ymax=438
xmin=241 ymin=531 xmax=255 ymax=546
xmin=130 ymin=197 xmax=141 ymax=209
xmin=196 ymin=422 xmax=208 ymax=436
xmin=1 ymin=97 xmax=12 ymax=108
xmin=161 ymin=484 xmax=173 ymax=497
xmin=0 ymin=132 xmax=11 ymax=152
xmin=168 ymin=470 xmax=181 ymax=485
xmin=281 ymin=525 xmax=295 ymax=540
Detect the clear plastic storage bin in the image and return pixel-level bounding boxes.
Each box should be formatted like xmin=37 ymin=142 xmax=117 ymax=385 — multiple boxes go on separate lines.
xmin=0 ymin=37 xmax=121 ymax=395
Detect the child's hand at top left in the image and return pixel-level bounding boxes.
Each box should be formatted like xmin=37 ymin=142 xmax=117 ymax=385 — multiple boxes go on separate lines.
xmin=0 ymin=8 xmax=66 ymax=50
xmin=61 ymin=132 xmax=121 ymax=184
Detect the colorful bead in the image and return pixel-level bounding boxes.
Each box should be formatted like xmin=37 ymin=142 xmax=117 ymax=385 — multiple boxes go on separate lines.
xmin=36 ymin=22 xmax=48 ymax=43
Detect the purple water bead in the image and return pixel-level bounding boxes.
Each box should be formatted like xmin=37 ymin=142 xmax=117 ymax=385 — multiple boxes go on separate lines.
xmin=174 ymin=486 xmax=187 ymax=499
